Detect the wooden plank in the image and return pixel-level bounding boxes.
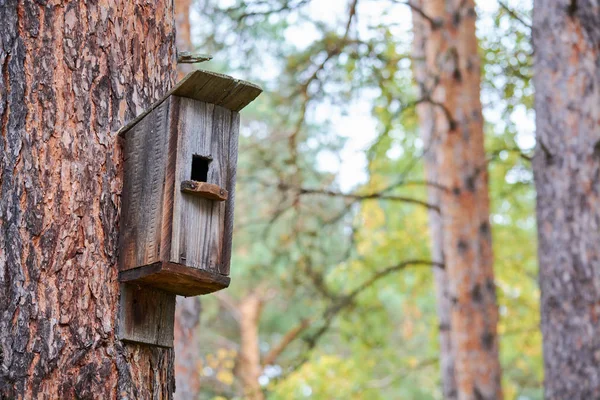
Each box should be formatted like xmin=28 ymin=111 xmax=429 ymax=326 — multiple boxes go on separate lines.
xmin=220 ymin=112 xmax=240 ymax=276
xmin=118 ymin=283 xmax=176 ymax=348
xmin=160 ymin=97 xmax=179 ymax=264
xmin=117 ymin=70 xmax=261 ymax=136
xmin=181 ymin=180 xmax=228 ymax=201
xmin=170 ymin=98 xmax=231 ymax=274
xmin=119 ymin=262 xmax=230 ymax=296
xmin=119 ymin=101 xmax=170 ymax=271
xmin=170 ymin=70 xmax=262 ymax=112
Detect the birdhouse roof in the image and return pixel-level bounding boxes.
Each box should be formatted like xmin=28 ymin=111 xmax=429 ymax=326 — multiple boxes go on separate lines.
xmin=119 ymin=69 xmax=262 ymax=135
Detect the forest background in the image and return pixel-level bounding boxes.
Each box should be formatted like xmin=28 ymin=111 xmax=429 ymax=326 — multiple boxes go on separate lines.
xmin=173 ymin=0 xmax=538 ymax=399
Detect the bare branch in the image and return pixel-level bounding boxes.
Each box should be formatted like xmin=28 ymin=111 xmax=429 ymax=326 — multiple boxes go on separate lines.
xmin=216 ymin=292 xmax=241 ymax=324
xmin=498 ymin=1 xmax=532 ymax=30
xmin=278 ymin=183 xmax=440 ymax=212
xmin=392 ymin=0 xmax=442 ymax=29
xmin=262 ymin=318 xmax=312 ymax=366
xmin=288 ymin=259 xmax=444 ymax=373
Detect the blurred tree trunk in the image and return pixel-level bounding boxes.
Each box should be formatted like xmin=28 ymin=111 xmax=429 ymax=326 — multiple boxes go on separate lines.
xmin=173 ymin=0 xmax=204 ymax=399
xmin=532 ymin=1 xmax=600 ymax=398
xmin=174 ymin=297 xmax=203 ymax=399
xmin=0 ymin=1 xmax=176 ymax=398
xmin=175 ymin=0 xmax=195 ymax=79
xmin=411 ymin=3 xmax=457 ymax=398
xmin=235 ymin=292 xmax=265 ymax=400
xmin=413 ymin=1 xmax=503 ymax=399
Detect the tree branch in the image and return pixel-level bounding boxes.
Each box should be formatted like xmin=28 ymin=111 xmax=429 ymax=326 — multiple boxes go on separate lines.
xmin=262 ymin=318 xmax=312 ymax=366
xmin=277 ymin=183 xmax=440 ymax=212
xmin=289 ymin=259 xmax=444 ymax=373
xmin=392 ymin=0 xmax=442 ymax=29
xmin=498 ymin=1 xmax=532 ymax=30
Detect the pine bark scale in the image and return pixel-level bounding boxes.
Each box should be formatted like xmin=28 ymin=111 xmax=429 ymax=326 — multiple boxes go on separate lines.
xmin=0 ymin=1 xmax=177 ymax=397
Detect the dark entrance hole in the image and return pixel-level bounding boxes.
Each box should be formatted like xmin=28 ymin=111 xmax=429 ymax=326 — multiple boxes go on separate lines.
xmin=191 ymin=155 xmax=212 ymax=182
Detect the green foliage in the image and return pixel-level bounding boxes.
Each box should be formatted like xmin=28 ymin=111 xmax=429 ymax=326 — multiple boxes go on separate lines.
xmin=191 ymin=0 xmax=539 ymax=398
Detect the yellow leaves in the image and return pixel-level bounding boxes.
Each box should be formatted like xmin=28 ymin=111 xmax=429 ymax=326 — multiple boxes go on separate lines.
xmin=216 ymin=369 xmax=234 ymax=386
xmin=270 ymin=355 xmax=375 ymax=400
xmin=203 ymin=347 xmax=237 ymax=386
xmin=407 ymin=357 xmax=419 ymax=368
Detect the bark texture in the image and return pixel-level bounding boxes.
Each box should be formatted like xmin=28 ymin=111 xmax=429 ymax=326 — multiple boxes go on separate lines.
xmin=0 ymin=1 xmax=177 ymax=398
xmin=416 ymin=1 xmax=503 ymax=399
xmin=411 ymin=2 xmax=457 ymax=398
xmin=532 ymin=1 xmax=600 ymax=398
xmin=172 ymin=1 xmax=204 ymax=397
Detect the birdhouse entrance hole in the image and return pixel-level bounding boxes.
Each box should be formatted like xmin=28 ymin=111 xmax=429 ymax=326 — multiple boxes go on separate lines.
xmin=191 ymin=155 xmax=211 ymax=182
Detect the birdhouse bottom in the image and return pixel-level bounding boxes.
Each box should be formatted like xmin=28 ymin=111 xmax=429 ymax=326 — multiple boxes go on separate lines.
xmin=119 ymin=261 xmax=230 ymax=296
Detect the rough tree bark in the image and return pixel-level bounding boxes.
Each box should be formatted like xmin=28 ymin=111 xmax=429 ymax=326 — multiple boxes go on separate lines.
xmin=0 ymin=1 xmax=177 ymax=397
xmin=411 ymin=2 xmax=457 ymax=398
xmin=172 ymin=0 xmax=204 ymax=399
xmin=532 ymin=1 xmax=600 ymax=398
xmin=415 ymin=1 xmax=503 ymax=399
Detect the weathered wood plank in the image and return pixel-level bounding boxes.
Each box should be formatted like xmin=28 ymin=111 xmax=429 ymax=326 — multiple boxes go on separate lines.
xmin=118 ymin=283 xmax=176 ymax=348
xmin=221 ymin=112 xmax=240 ymax=276
xmin=119 ymin=100 xmax=170 ymax=271
xmin=170 ymin=98 xmax=231 ymax=274
xmin=117 ymin=70 xmax=261 ymax=136
xmin=119 ymin=262 xmax=230 ymax=296
xmin=181 ymin=180 xmax=228 ymax=201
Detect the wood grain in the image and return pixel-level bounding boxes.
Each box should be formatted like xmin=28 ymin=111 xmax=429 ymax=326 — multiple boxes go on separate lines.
xmin=120 ymin=100 xmax=170 ymax=270
xmin=181 ymin=180 xmax=228 ymax=201
xmin=221 ymin=112 xmax=240 ymax=275
xmin=170 ymin=98 xmax=232 ymax=274
xmin=118 ymin=284 xmax=176 ymax=348
xmin=118 ymin=69 xmax=262 ymax=136
xmin=119 ymin=262 xmax=230 ymax=296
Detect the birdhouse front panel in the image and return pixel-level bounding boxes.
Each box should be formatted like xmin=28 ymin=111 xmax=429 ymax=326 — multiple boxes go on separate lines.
xmin=169 ymin=98 xmax=238 ymax=275
xmin=117 ymin=69 xmax=261 ymax=297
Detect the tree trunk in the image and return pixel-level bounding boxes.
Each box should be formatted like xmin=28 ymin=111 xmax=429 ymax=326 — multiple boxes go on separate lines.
xmin=411 ymin=3 xmax=457 ymax=399
xmin=417 ymin=1 xmax=503 ymax=399
xmin=0 ymin=1 xmax=177 ymax=398
xmin=172 ymin=1 xmax=204 ymax=399
xmin=532 ymin=1 xmax=600 ymax=398
xmin=174 ymin=0 xmax=195 ymax=80
xmin=236 ymin=292 xmax=264 ymax=400
xmin=174 ymin=296 xmax=203 ymax=399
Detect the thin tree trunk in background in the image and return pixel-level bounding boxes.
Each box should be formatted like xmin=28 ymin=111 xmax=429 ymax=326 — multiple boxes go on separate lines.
xmin=418 ymin=1 xmax=503 ymax=398
xmin=236 ymin=292 xmax=264 ymax=400
xmin=174 ymin=297 xmax=203 ymax=399
xmin=175 ymin=0 xmax=195 ymax=80
xmin=532 ymin=1 xmax=600 ymax=398
xmin=0 ymin=1 xmax=176 ymax=398
xmin=411 ymin=2 xmax=457 ymax=398
xmin=173 ymin=0 xmax=204 ymax=398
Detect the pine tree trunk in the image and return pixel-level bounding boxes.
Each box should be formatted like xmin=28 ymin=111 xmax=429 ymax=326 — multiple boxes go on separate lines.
xmin=417 ymin=1 xmax=503 ymax=398
xmin=411 ymin=3 xmax=457 ymax=398
xmin=0 ymin=1 xmax=177 ymax=397
xmin=172 ymin=1 xmax=204 ymax=398
xmin=532 ymin=1 xmax=600 ymax=398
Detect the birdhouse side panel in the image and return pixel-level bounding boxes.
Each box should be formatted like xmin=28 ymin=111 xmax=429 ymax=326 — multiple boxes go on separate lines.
xmin=119 ymin=100 xmax=171 ymax=271
xmin=169 ymin=97 xmax=233 ymax=274
xmin=220 ymin=111 xmax=240 ymax=276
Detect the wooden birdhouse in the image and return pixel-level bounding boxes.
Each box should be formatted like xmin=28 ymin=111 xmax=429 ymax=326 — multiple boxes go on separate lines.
xmin=117 ymin=70 xmax=262 ymax=297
